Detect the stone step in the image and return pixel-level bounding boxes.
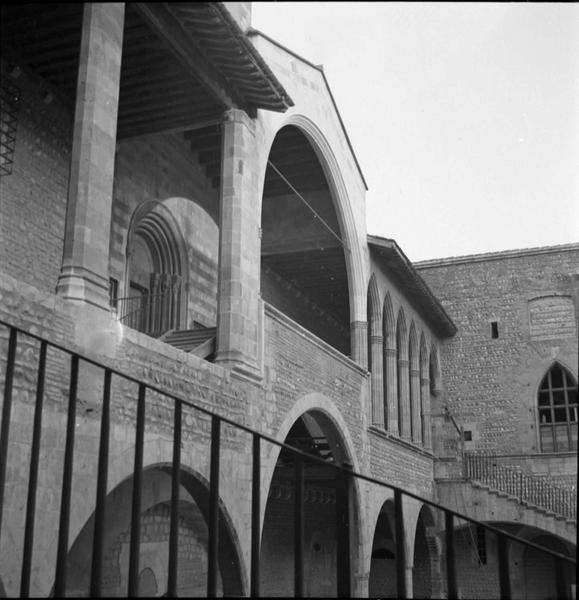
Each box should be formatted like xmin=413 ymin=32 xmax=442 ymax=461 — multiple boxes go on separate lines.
xmin=162 ymin=327 xmax=217 ymax=354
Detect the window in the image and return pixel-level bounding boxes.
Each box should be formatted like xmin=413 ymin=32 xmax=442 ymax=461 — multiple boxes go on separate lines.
xmin=538 ymin=364 xmax=578 ymax=452
xmin=491 ymin=321 xmax=499 ymax=339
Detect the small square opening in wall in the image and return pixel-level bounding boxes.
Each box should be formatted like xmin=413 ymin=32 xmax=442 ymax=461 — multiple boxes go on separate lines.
xmin=491 ymin=321 xmax=499 ymax=339
xmin=463 ymin=430 xmax=472 ymax=441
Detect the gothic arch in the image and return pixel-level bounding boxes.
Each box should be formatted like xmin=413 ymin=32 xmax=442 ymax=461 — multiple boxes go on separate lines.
xmin=263 ymin=114 xmax=367 ymax=351
xmin=368 ymin=274 xmax=384 ymax=426
xmin=396 ymin=308 xmax=409 ymax=437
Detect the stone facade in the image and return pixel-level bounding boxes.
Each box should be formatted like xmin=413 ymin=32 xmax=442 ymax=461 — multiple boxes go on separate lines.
xmin=0 ymin=3 xmax=576 ymax=598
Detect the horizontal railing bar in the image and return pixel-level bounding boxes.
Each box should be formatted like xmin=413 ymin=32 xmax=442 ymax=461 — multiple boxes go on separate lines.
xmin=0 ymin=320 xmax=576 ymax=568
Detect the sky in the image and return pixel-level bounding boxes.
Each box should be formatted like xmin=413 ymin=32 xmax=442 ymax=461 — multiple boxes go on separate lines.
xmin=252 ymin=2 xmax=579 ymax=262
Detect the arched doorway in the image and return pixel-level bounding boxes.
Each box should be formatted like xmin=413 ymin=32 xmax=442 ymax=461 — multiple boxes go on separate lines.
xmin=260 ymin=410 xmax=353 ymax=597
xmin=260 ymin=125 xmax=351 ymax=356
xmin=123 ymin=203 xmax=187 ymax=337
xmin=62 ymin=465 xmax=244 ymax=597
xmin=369 ymin=501 xmax=397 ymax=598
xmin=412 ymin=505 xmax=441 ymax=599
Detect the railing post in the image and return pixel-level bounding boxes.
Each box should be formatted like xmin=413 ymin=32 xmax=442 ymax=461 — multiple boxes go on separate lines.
xmin=89 ymin=368 xmax=112 ymax=598
xmin=294 ymin=456 xmax=304 ymax=598
xmin=0 ymin=327 xmax=17 ymax=543
xmin=394 ymin=489 xmax=406 ymax=599
xmin=336 ymin=464 xmax=351 ymax=597
xmin=20 ymin=340 xmax=47 ymax=598
xmin=445 ymin=512 xmax=457 ymax=600
xmin=497 ymin=533 xmax=511 ymax=600
xmin=167 ymin=400 xmax=182 ymax=597
xmin=54 ymin=355 xmax=80 ymax=597
xmin=127 ymin=384 xmax=146 ymax=596
xmin=251 ymin=434 xmax=261 ymax=597
xmin=207 ymin=416 xmax=221 ymax=597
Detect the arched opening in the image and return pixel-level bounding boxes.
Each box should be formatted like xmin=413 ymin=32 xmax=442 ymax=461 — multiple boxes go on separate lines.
xmin=368 ymin=275 xmax=384 ymax=426
xmin=412 ymin=505 xmax=441 ymax=599
xmin=537 ymin=363 xmax=577 ymax=453
xmin=383 ymin=293 xmax=396 ymax=433
xmin=62 ymin=466 xmax=244 ymax=597
xmin=368 ymin=501 xmax=397 ymax=598
xmin=123 ymin=203 xmax=187 ymax=337
xmin=396 ymin=309 xmax=409 ymax=438
xmin=260 ymin=125 xmax=351 ymax=356
xmin=260 ymin=410 xmax=353 ymax=597
xmin=408 ymin=322 xmax=419 ymax=444
xmin=419 ymin=334 xmax=430 ymax=448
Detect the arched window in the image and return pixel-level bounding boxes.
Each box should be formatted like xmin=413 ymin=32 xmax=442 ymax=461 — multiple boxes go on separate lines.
xmin=538 ymin=364 xmax=578 ymax=452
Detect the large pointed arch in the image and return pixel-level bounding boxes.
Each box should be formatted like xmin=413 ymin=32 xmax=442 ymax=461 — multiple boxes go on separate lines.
xmin=260 ymin=115 xmax=366 ymax=362
xmin=382 ymin=292 xmax=397 ymax=433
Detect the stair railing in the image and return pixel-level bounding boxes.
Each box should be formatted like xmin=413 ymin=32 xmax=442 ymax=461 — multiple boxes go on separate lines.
xmin=463 ymin=450 xmax=576 ymax=521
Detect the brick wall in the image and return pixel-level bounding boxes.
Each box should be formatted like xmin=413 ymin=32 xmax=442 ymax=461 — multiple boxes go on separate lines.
xmin=0 ymin=62 xmax=72 ymax=294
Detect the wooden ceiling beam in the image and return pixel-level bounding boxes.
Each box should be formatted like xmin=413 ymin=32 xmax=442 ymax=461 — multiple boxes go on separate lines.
xmin=133 ymin=3 xmax=240 ymax=113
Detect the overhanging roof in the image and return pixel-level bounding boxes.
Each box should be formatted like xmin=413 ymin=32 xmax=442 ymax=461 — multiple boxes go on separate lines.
xmin=167 ymin=3 xmax=293 ymax=113
xmin=368 ymin=235 xmax=457 ymax=338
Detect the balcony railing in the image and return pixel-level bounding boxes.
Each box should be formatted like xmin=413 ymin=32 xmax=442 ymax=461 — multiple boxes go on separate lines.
xmin=464 ymin=450 xmax=577 ymax=521
xmin=114 ymin=286 xmax=180 ymax=338
xmin=0 ymin=320 xmax=576 ymax=598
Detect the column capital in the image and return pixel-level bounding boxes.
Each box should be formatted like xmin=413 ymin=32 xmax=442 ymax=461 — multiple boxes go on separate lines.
xmin=222 ymin=107 xmax=255 ymax=129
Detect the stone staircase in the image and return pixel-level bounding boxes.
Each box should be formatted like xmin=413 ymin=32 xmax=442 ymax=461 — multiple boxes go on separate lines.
xmin=436 ymin=479 xmax=576 ymax=544
xmin=160 ymin=327 xmax=216 ymax=359
xmin=463 ymin=451 xmax=576 ymax=522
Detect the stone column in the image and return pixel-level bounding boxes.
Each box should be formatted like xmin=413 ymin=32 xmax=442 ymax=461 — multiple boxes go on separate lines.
xmin=398 ymin=359 xmax=411 ymax=440
xmin=404 ymin=565 xmax=414 ymax=599
xmin=410 ymin=368 xmax=422 ymax=445
xmin=351 ymin=321 xmax=368 ymax=367
xmin=421 ymin=376 xmax=432 ymax=450
xmin=370 ymin=334 xmax=384 ymax=427
xmin=215 ymin=109 xmax=261 ymax=375
xmin=56 ymin=3 xmax=125 ymax=310
xmin=384 ymin=344 xmax=398 ymax=434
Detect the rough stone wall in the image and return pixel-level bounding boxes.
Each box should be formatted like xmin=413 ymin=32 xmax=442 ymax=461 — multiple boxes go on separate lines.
xmin=0 ymin=62 xmax=72 ymax=294
xmin=416 ymin=247 xmax=579 ymax=472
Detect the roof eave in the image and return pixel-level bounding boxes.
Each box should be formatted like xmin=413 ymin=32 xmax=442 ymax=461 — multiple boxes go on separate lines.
xmin=367 ymin=235 xmax=457 ymax=338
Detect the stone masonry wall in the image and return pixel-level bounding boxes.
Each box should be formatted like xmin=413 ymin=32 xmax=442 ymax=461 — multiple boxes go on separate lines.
xmin=0 ymin=62 xmax=72 ymax=295
xmin=416 ymin=246 xmax=579 ymax=480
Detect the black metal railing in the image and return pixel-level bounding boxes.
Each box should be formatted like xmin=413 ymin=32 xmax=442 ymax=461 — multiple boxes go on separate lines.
xmin=0 ymin=320 xmax=576 ymax=598
xmin=464 ymin=450 xmax=577 ymax=521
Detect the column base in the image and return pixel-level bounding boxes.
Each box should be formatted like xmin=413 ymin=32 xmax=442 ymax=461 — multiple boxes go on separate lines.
xmin=56 ymin=266 xmax=111 ymax=311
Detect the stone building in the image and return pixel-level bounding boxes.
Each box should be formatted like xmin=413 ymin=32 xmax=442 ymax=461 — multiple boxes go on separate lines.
xmin=0 ymin=2 xmax=576 ymax=598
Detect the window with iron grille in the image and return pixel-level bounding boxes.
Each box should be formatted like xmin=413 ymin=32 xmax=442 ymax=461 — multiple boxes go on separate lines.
xmin=0 ymin=74 xmax=21 ymax=176
xmin=538 ymin=363 xmax=578 ymax=452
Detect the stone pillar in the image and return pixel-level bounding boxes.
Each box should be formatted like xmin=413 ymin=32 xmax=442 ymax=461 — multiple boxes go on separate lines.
xmin=384 ymin=344 xmax=398 ymax=435
xmin=405 ymin=565 xmax=414 ymax=599
xmin=351 ymin=321 xmax=368 ymax=367
xmin=370 ymin=334 xmax=384 ymax=427
xmin=215 ymin=109 xmax=261 ymax=374
xmin=410 ymin=368 xmax=422 ymax=445
xmin=56 ymin=3 xmax=125 ymax=310
xmin=398 ymin=359 xmax=411 ymax=440
xmin=421 ymin=376 xmax=432 ymax=450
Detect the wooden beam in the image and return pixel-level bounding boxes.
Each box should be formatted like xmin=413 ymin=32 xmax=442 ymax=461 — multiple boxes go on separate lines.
xmin=133 ymin=3 xmax=240 ymax=112
xmin=118 ymin=111 xmax=223 ymax=140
